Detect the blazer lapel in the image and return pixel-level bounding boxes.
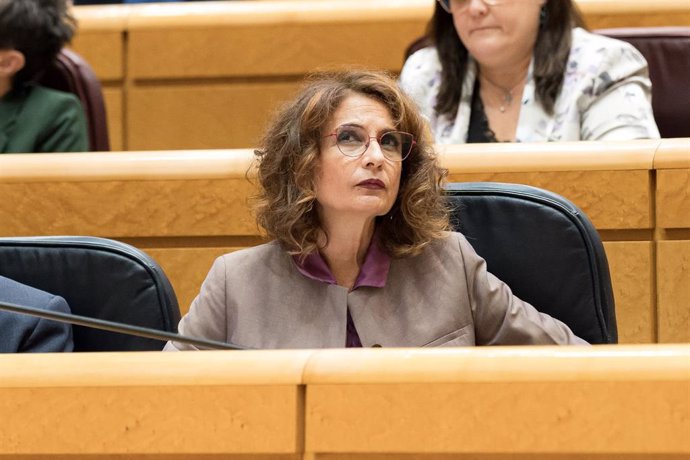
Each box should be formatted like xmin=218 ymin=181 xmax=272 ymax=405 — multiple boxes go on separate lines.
xmin=0 ymin=89 xmax=23 ymax=153
xmin=515 ymin=59 xmax=553 ymax=142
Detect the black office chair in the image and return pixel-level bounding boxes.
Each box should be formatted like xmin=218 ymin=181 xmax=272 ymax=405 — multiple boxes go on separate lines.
xmin=446 ymin=182 xmax=617 ymax=344
xmin=0 ymin=236 xmax=180 ymax=351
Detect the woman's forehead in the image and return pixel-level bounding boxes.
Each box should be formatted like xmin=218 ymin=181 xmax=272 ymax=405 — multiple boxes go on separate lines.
xmin=326 ymin=93 xmax=396 ymax=130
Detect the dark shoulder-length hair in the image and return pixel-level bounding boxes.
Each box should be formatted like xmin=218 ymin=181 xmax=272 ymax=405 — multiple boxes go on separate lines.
xmin=0 ymin=0 xmax=77 ymax=86
xmin=253 ymin=69 xmax=450 ymax=259
xmin=431 ymin=0 xmax=586 ymax=119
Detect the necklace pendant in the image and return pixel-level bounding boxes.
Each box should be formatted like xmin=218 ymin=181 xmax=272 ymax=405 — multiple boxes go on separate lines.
xmin=499 ymin=105 xmax=506 ymax=113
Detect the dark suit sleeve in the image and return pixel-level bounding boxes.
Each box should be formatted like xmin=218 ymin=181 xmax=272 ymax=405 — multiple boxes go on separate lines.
xmin=20 ymin=295 xmax=74 ymax=353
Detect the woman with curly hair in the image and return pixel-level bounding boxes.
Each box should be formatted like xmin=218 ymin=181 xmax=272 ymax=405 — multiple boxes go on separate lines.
xmin=165 ymin=70 xmax=585 ymax=350
xmin=0 ymin=0 xmax=87 ymax=153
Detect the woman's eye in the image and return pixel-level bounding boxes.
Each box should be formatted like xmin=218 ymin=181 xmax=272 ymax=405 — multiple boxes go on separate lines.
xmin=381 ymin=133 xmax=401 ymax=150
xmin=337 ymin=128 xmax=364 ymax=144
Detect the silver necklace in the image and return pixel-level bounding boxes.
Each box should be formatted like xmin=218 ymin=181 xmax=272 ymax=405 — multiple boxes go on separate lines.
xmin=480 ymin=74 xmax=524 ymax=113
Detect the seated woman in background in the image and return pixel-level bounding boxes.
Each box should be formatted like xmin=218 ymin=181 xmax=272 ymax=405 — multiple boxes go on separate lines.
xmin=399 ymin=0 xmax=660 ymax=143
xmin=0 ymin=0 xmax=88 ymax=153
xmin=165 ymin=70 xmax=586 ymax=351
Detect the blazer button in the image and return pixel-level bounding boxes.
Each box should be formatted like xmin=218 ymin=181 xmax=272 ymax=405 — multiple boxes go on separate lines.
xmin=371 ymin=343 xmax=382 ymax=348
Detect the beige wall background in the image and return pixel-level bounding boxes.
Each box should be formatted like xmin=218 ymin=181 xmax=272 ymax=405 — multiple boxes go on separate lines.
xmin=71 ymin=0 xmax=690 ymax=152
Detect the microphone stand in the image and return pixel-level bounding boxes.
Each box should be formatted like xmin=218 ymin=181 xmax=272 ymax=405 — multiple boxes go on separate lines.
xmin=0 ymin=301 xmax=246 ymax=350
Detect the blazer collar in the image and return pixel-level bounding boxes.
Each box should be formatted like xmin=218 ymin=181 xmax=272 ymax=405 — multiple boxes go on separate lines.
xmin=0 ymin=86 xmax=28 ymax=153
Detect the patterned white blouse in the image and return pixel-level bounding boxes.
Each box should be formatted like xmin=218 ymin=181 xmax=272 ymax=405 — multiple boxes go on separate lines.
xmin=399 ymin=28 xmax=660 ymax=143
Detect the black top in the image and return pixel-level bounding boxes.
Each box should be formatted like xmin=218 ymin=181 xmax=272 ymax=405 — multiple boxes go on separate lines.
xmin=466 ymin=79 xmax=500 ymax=143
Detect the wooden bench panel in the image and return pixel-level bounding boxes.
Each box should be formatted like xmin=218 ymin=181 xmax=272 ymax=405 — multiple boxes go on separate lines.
xmin=657 ymin=241 xmax=690 ymax=343
xmin=304 ymin=346 xmax=690 ymax=456
xmin=447 ymin=170 xmax=652 ymax=231
xmin=0 ymin=351 xmax=308 ymax=456
xmin=70 ymin=32 xmax=124 ymax=82
xmin=604 ymin=242 xmax=655 ymax=343
xmin=657 ymin=169 xmax=690 ymax=230
xmin=102 ymin=87 xmax=123 ymax=151
xmin=127 ymin=83 xmax=299 ymax=150
xmin=2 ymin=347 xmax=688 ymax=457
xmin=127 ymin=7 xmax=429 ymax=79
xmin=0 ymin=179 xmax=256 ymax=237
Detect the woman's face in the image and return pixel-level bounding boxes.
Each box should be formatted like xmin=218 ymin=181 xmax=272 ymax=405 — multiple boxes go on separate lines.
xmin=452 ymin=0 xmax=545 ymax=69
xmin=315 ymin=93 xmax=402 ymax=225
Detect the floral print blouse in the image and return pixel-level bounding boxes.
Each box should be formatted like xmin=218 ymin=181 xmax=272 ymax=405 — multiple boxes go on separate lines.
xmin=399 ymin=28 xmax=660 ymax=143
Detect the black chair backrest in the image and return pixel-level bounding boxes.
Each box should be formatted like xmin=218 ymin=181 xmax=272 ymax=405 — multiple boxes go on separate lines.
xmin=0 ymin=236 xmax=180 ymax=351
xmin=38 ymin=48 xmax=110 ymax=151
xmin=446 ymin=182 xmax=617 ymax=344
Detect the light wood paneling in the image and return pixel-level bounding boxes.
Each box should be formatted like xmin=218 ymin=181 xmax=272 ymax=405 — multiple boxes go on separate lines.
xmin=446 ymin=170 xmax=652 ymax=231
xmin=128 ymin=10 xmax=427 ymax=79
xmin=127 ymin=83 xmax=299 ymax=150
xmin=578 ymin=0 xmax=690 ymax=27
xmin=102 ymin=87 xmax=123 ymax=151
xmin=0 ymin=351 xmax=308 ymax=456
xmin=657 ymin=169 xmax=690 ymax=229
xmin=0 ymin=179 xmax=256 ymax=237
xmin=654 ymin=138 xmax=690 ymax=169
xmin=586 ymin=12 xmax=690 ymax=28
xmin=307 ymin=382 xmax=687 ymax=455
xmin=4 ymin=386 xmax=301 ymax=455
xmin=2 ymin=347 xmax=688 ymax=457
xmin=304 ymin=346 xmax=690 ymax=456
xmin=70 ymin=30 xmax=124 ymax=82
xmin=71 ymin=7 xmax=127 ymax=152
xmin=604 ymin=242 xmax=655 ymax=343
xmin=657 ymin=241 xmax=690 ymax=343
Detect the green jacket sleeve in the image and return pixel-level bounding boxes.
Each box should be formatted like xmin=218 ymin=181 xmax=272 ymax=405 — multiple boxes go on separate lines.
xmin=0 ymin=85 xmax=89 ymax=153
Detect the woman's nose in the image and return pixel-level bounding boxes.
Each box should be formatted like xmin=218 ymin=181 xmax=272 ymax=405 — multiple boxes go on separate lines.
xmin=363 ymin=138 xmax=386 ymax=167
xmin=467 ymin=0 xmax=488 ymax=15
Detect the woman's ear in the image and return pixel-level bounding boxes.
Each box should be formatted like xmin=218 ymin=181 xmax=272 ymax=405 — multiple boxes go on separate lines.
xmin=0 ymin=49 xmax=26 ymax=78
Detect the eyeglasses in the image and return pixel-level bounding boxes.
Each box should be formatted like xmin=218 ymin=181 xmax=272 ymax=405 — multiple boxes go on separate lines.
xmin=324 ymin=125 xmax=415 ymax=162
xmin=437 ymin=0 xmax=506 ymax=14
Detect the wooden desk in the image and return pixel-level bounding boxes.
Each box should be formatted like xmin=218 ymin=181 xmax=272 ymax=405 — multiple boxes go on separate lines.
xmin=304 ymin=345 xmax=690 ymax=458
xmin=1 ymin=346 xmax=688 ymax=457
xmin=71 ymin=0 xmax=690 ymax=151
xmin=0 ymin=350 xmax=309 ymax=457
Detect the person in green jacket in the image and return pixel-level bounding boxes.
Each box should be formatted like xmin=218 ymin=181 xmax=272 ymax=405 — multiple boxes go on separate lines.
xmin=0 ymin=0 xmax=88 ymax=153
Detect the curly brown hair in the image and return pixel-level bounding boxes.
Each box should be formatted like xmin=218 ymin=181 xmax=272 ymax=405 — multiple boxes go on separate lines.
xmin=253 ymin=70 xmax=449 ymax=258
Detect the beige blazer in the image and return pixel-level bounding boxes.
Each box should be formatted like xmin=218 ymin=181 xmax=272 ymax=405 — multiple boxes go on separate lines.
xmin=165 ymin=232 xmax=586 ymax=350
